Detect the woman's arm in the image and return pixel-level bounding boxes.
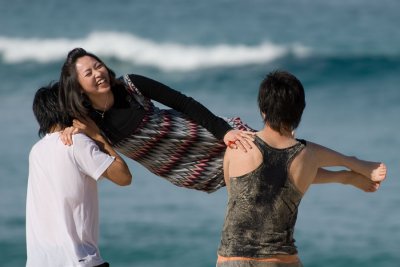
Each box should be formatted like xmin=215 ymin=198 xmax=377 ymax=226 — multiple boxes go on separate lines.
xmin=130 ymin=74 xmax=232 ymax=140
xmin=130 ymin=74 xmax=255 ymax=150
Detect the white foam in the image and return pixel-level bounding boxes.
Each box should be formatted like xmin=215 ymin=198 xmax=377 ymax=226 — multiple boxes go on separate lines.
xmin=0 ymin=32 xmax=310 ymax=71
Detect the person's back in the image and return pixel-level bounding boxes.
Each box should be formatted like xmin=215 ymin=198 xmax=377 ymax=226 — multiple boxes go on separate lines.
xmin=218 ymin=135 xmax=305 ymax=258
xmin=27 ymin=133 xmax=113 ymax=266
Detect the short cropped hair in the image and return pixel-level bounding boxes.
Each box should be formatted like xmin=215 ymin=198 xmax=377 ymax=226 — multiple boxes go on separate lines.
xmin=257 ymin=70 xmax=306 ymax=134
xmin=32 ymin=82 xmax=72 ymax=137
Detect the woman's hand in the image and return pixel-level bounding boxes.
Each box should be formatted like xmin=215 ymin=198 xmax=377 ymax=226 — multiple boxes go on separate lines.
xmin=60 ymin=126 xmax=80 ymax=146
xmin=223 ymin=130 xmax=256 ymax=152
xmin=72 ymin=118 xmax=101 ymax=139
xmin=60 ymin=118 xmax=101 ymax=145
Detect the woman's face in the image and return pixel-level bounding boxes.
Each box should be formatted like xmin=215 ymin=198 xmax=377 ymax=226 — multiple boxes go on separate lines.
xmin=75 ymin=55 xmax=111 ymax=97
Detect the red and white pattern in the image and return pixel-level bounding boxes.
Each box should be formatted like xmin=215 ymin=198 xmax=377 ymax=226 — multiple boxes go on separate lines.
xmin=114 ymin=75 xmax=254 ymax=192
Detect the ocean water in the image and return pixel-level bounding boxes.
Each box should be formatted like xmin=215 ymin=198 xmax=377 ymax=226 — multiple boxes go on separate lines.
xmin=1 ymin=0 xmax=399 ymax=266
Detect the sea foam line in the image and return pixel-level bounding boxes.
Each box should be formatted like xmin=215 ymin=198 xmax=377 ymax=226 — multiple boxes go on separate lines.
xmin=0 ymin=32 xmax=309 ymax=71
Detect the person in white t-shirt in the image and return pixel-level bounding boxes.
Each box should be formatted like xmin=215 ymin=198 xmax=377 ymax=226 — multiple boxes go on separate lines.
xmin=26 ymin=83 xmax=132 ymax=267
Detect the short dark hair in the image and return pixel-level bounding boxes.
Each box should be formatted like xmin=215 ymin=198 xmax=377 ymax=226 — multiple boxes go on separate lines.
xmin=32 ymin=82 xmax=72 ymax=138
xmin=58 ymin=47 xmax=118 ymax=119
xmin=257 ymin=70 xmax=306 ymax=134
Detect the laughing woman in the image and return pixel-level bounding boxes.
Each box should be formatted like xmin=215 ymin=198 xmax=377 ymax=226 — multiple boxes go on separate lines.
xmin=58 ymin=48 xmax=255 ymax=192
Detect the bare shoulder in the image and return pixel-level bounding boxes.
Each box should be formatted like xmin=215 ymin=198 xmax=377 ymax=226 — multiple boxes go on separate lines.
xmin=297 ymin=141 xmax=318 ymax=161
xmin=302 ymin=141 xmax=325 ymax=155
xmin=226 ymin=141 xmax=263 ymax=177
xmin=289 ymin=142 xmax=319 ymax=193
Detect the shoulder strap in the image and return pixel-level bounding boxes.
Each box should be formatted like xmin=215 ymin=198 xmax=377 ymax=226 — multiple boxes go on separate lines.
xmin=253 ymin=135 xmax=306 ymax=160
xmin=253 ymin=135 xmax=268 ymax=158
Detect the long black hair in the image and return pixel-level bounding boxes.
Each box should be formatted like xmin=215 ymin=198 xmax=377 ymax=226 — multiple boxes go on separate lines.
xmin=33 ymin=82 xmax=72 ymax=138
xmin=58 ymin=47 xmax=119 ymax=119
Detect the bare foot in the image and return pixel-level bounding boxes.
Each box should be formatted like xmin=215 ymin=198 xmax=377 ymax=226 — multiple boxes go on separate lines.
xmin=348 ymin=158 xmax=387 ymax=182
xmin=344 ymin=171 xmax=381 ymax=192
xmin=370 ymin=163 xmax=387 ymax=182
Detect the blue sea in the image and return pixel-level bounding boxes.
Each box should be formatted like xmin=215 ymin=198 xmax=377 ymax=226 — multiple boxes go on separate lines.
xmin=1 ymin=0 xmax=399 ymax=266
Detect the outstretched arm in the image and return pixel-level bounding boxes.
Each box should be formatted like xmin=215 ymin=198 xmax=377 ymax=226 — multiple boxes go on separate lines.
xmin=308 ymin=141 xmax=386 ymax=183
xmin=313 ymin=168 xmax=380 ymax=192
xmin=290 ymin=142 xmax=386 ymax=194
xmin=130 ymin=74 xmax=255 ymax=151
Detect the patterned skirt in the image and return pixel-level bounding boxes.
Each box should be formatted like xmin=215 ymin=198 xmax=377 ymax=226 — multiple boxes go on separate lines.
xmin=113 ymin=107 xmax=255 ymax=193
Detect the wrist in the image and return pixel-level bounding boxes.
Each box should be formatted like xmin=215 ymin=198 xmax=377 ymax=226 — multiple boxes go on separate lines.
xmin=91 ymin=132 xmax=105 ymax=142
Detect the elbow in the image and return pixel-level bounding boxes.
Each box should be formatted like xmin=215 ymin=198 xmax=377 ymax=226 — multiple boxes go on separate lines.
xmin=120 ymin=173 xmax=132 ymax=186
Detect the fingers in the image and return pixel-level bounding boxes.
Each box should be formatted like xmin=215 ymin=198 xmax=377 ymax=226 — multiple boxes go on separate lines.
xmin=227 ymin=141 xmax=236 ymax=149
xmin=238 ymin=132 xmax=255 ymax=148
xmin=242 ymin=130 xmax=257 ymax=136
xmin=60 ymin=126 xmax=76 ymax=146
xmin=60 ymin=131 xmax=68 ymax=145
xmin=227 ymin=140 xmax=246 ymax=152
xmin=224 ymin=130 xmax=256 ymax=152
xmin=236 ymin=139 xmax=247 ymax=152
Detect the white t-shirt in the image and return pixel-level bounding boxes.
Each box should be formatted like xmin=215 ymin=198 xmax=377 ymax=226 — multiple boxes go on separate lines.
xmin=26 ymin=132 xmax=115 ymax=267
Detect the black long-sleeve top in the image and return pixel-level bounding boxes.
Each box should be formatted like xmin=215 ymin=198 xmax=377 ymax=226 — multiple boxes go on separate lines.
xmin=91 ymin=74 xmax=232 ymax=144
